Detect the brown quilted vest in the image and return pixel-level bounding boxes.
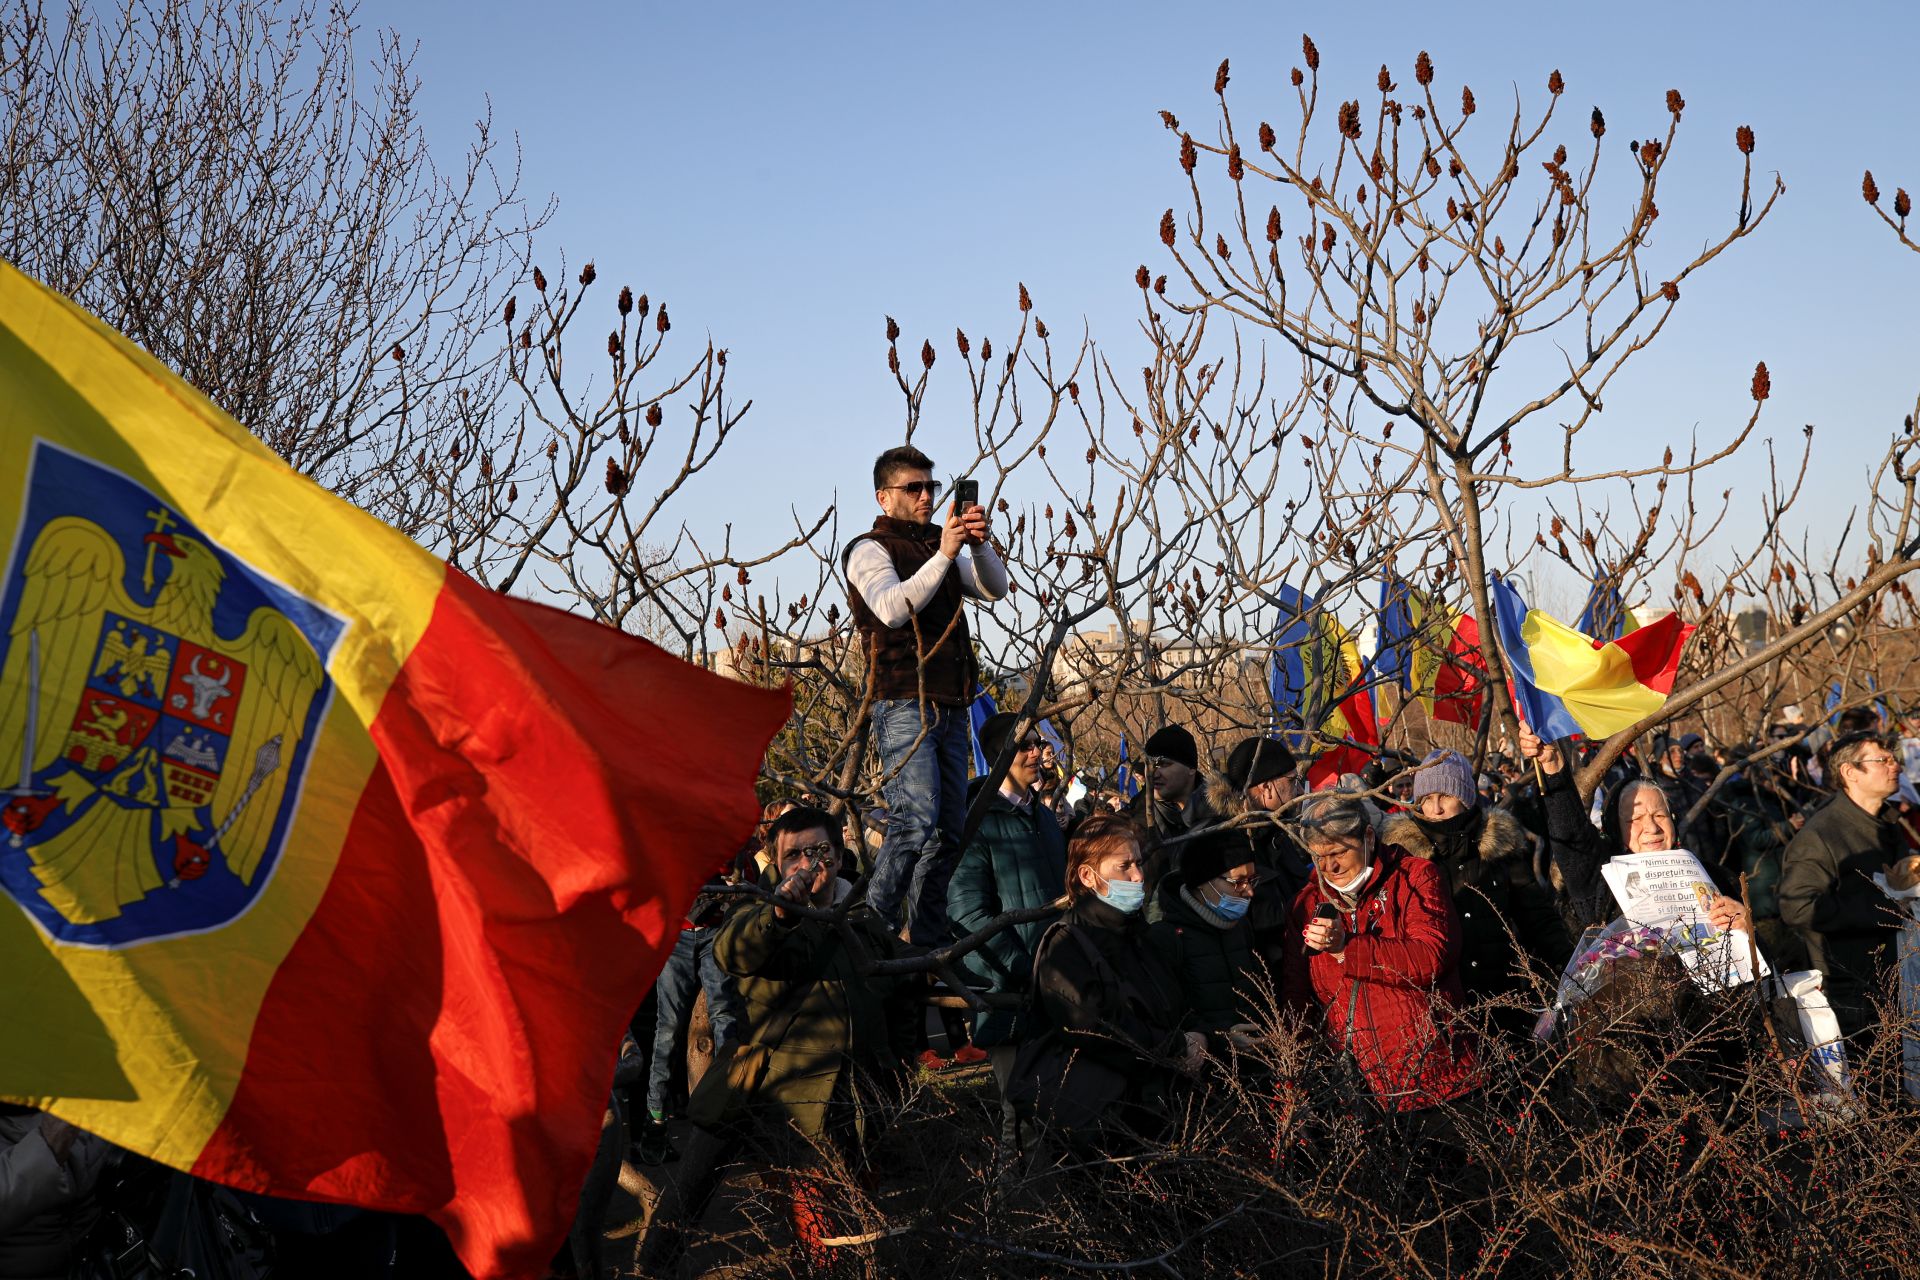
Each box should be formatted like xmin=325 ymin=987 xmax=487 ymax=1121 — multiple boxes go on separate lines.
xmin=844 ymin=516 xmax=976 ymax=706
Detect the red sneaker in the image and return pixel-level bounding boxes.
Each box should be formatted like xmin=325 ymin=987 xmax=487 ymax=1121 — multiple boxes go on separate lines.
xmin=951 ymin=1045 xmax=989 ymax=1066
xmin=916 ymin=1049 xmax=952 ymax=1072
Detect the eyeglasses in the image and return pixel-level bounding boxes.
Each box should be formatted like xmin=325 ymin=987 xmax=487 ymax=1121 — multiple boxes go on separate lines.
xmin=1847 ymin=755 xmax=1901 ymax=770
xmin=782 ymin=841 xmax=838 ymax=864
xmin=1016 ymin=739 xmax=1045 ymax=754
xmin=1219 ymin=873 xmax=1260 ymax=893
xmin=883 ymin=480 xmax=942 ymax=498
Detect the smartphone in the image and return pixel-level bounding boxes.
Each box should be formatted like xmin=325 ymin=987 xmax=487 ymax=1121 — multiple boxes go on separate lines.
xmin=1302 ymin=903 xmax=1339 ymax=957
xmin=951 ymin=477 xmax=979 ymax=513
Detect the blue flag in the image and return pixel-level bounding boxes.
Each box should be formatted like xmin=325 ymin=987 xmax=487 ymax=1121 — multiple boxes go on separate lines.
xmin=1115 ymin=736 xmax=1141 ymax=799
xmin=1490 ymin=573 xmax=1585 ymax=740
xmin=969 ymin=684 xmax=997 ymax=775
xmin=1267 ymin=584 xmax=1319 ymax=749
xmin=1375 ymin=573 xmax=1416 ymax=691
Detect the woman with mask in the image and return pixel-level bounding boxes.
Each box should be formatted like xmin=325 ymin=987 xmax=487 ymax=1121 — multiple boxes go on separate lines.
xmin=1146 ymin=829 xmax=1266 ymax=1053
xmin=1383 ymin=750 xmax=1571 ymax=1031
xmin=1024 ymin=814 xmax=1200 ymax=1146
xmin=1519 ymin=727 xmax=1752 ymax=939
xmin=1283 ymin=792 xmax=1479 ymax=1112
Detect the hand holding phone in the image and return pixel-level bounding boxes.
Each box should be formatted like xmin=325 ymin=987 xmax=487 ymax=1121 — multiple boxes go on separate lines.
xmin=1303 ymin=903 xmax=1343 ymax=957
xmin=948 ymin=477 xmax=985 ymax=547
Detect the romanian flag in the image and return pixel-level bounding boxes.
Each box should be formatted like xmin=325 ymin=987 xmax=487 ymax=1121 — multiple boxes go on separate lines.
xmin=1376 ymin=574 xmax=1485 ymax=727
xmin=1489 ymin=573 xmax=1692 ymax=741
xmin=0 ymin=263 xmax=790 ymax=1276
xmin=1308 ymin=647 xmax=1380 ymax=787
xmin=1268 ymin=586 xmax=1378 ymax=785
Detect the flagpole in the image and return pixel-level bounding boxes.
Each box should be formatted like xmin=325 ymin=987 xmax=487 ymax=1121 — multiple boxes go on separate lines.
xmin=1485 ymin=573 xmax=1547 ymax=790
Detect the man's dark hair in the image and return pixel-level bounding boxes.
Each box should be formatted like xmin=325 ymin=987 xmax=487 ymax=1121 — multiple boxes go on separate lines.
xmin=1826 ymin=729 xmax=1894 ymax=775
xmin=766 ymin=804 xmax=842 ymax=851
xmin=873 ymin=444 xmax=935 ymax=491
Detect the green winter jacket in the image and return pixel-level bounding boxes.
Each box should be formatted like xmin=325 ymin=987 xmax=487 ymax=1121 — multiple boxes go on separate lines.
xmin=690 ymin=893 xmax=918 ymax=1138
xmin=1717 ymin=775 xmax=1800 ymax=919
xmin=947 ymin=786 xmax=1067 ymax=1045
xmin=1145 ymin=871 xmax=1263 ymax=1040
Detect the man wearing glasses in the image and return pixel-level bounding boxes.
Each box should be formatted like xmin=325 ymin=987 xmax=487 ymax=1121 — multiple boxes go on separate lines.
xmin=844 ymin=444 xmax=1007 ymax=945
xmin=1781 ymin=730 xmax=1909 ymax=1040
xmin=642 ymin=806 xmax=918 ymax=1266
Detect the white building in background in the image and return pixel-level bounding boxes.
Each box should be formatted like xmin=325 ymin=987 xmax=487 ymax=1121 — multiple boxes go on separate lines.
xmin=1051 ymin=619 xmax=1262 ymax=692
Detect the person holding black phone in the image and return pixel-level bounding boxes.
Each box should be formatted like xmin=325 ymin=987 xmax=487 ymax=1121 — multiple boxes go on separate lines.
xmin=1282 ymin=792 xmax=1479 ymax=1114
xmin=842 ymin=445 xmax=1007 ymax=948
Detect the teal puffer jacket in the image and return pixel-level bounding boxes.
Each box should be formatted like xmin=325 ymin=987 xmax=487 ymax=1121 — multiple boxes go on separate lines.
xmin=946 ymin=788 xmax=1067 ymax=1045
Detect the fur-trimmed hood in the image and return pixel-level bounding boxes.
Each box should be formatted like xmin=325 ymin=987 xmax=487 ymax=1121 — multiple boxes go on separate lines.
xmin=1203 ymin=761 xmax=1258 ymax=820
xmin=1384 ymin=806 xmax=1530 ymax=869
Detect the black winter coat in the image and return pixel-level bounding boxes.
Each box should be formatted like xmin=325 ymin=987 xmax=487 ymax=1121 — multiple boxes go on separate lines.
xmin=1778 ymin=792 xmax=1904 ymax=1034
xmin=1717 ymin=774 xmax=1802 ymax=920
xmin=1245 ymin=820 xmax=1314 ymax=976
xmin=1032 ymin=896 xmax=1187 ymax=1096
xmin=1145 ymin=873 xmax=1263 ymax=1041
xmin=1384 ymin=807 xmax=1571 ymax=1007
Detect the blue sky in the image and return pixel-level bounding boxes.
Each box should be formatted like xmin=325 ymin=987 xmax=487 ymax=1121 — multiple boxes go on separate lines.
xmin=393 ymin=1 xmax=1919 ymax=610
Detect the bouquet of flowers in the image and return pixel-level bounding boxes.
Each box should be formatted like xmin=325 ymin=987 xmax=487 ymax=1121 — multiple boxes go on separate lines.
xmin=1532 ymin=918 xmax=1683 ymax=1040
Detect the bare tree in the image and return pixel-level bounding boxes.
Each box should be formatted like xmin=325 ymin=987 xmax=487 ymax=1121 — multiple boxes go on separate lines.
xmin=1146 ymin=41 xmax=1919 ymax=797
xmin=0 ymin=0 xmax=545 ymax=537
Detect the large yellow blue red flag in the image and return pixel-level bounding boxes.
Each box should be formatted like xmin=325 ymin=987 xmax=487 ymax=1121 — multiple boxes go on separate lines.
xmin=1489 ymin=573 xmax=1692 ymax=740
xmin=0 ymin=261 xmax=790 ymax=1277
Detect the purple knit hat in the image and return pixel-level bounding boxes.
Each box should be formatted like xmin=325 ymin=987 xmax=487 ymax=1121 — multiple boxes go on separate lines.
xmin=1411 ymin=749 xmax=1478 ymax=809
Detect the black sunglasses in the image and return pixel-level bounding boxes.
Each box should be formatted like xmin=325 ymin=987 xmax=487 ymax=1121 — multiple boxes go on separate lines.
xmin=884 ymin=480 xmax=943 ymax=498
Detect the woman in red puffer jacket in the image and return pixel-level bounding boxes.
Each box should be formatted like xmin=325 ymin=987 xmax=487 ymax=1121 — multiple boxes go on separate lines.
xmin=1281 ymin=792 xmax=1479 ymax=1112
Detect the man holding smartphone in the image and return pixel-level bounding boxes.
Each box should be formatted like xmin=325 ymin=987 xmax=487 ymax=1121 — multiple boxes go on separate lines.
xmin=843 ymin=444 xmax=1007 ymax=944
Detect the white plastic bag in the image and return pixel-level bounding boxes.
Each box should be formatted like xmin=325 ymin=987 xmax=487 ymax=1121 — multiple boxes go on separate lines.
xmin=1778 ymin=969 xmax=1848 ymax=1092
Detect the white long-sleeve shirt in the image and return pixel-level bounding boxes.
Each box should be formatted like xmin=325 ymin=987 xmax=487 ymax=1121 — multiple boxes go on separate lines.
xmin=846 ymin=536 xmax=1008 ymax=629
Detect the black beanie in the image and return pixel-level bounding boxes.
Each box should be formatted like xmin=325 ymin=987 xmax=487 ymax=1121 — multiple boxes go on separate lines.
xmin=980 ymin=712 xmax=1019 ymax=765
xmin=1179 ymin=829 xmax=1243 ymax=885
xmin=1225 ymin=735 xmax=1296 ymax=791
xmin=1143 ymin=724 xmax=1198 ymax=771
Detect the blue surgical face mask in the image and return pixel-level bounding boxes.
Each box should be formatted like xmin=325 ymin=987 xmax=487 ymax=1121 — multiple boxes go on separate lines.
xmin=1210 ymin=891 xmax=1251 ymax=922
xmin=1205 ymin=890 xmax=1251 ymax=921
xmin=1097 ymin=878 xmax=1147 ymax=914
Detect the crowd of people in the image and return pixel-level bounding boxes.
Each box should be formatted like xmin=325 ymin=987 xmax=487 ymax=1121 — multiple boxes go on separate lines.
xmin=625 ymin=713 xmax=1920 ymax=1268
xmin=629 ymin=446 xmax=1920 ymax=1269
xmin=10 ymin=444 xmax=1920 ymax=1279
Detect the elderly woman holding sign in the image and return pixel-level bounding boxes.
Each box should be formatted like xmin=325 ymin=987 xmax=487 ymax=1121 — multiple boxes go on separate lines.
xmin=1519 ymin=727 xmax=1751 ymax=938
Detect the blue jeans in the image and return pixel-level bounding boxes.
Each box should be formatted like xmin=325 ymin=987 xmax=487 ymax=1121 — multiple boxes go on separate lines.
xmin=647 ymin=926 xmax=744 ymax=1117
xmin=866 ymin=697 xmax=970 ymax=945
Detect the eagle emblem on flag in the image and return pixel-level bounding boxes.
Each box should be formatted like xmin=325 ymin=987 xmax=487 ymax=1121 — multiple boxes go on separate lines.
xmin=0 ymin=444 xmax=343 ymax=946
